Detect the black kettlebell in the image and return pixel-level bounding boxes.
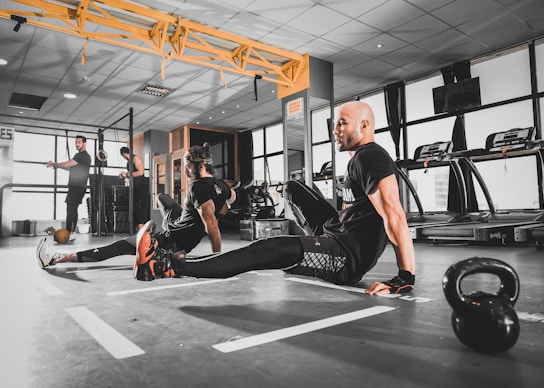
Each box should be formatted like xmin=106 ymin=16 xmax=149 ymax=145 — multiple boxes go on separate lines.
xmin=442 ymin=257 xmax=520 ymax=353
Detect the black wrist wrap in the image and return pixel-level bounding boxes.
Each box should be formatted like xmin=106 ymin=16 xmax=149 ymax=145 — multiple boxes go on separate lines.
xmin=383 ymin=270 xmax=415 ymax=294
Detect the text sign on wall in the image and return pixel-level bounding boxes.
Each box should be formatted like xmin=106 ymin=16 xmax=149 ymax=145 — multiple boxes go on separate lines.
xmin=286 ymin=97 xmax=304 ymax=120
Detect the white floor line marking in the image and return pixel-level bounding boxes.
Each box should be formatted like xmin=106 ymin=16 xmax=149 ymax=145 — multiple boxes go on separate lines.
xmin=106 ymin=277 xmax=240 ymax=296
xmin=213 ymin=305 xmax=396 ymax=353
xmin=36 ymin=277 xmax=64 ymax=296
xmin=66 ymin=306 xmax=145 ymax=359
xmin=285 ymin=277 xmax=432 ymax=303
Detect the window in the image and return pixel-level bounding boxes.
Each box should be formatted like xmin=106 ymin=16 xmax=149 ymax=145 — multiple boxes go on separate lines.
xmin=472 ymin=46 xmax=531 ymax=105
xmin=406 ymin=73 xmax=443 ymax=122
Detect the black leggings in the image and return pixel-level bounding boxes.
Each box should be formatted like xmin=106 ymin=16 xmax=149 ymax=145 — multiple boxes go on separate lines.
xmin=76 ymin=239 xmax=135 ymax=262
xmin=179 ymin=180 xmax=355 ymax=284
xmin=182 ymin=236 xmax=303 ymax=278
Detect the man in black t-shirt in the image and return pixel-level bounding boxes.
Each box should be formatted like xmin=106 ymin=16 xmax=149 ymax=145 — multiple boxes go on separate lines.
xmin=37 ymin=143 xmax=235 ymax=270
xmin=46 ymin=135 xmax=91 ymax=234
xmin=134 ymin=101 xmax=416 ymax=295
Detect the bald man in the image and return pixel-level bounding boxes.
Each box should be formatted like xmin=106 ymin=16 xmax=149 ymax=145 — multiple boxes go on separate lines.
xmin=134 ymin=101 xmax=416 ymax=296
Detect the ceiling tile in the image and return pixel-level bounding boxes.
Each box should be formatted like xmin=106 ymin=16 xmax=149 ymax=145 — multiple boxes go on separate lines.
xmin=358 ymin=0 xmax=425 ymax=31
xmin=288 ymin=4 xmax=352 ymax=36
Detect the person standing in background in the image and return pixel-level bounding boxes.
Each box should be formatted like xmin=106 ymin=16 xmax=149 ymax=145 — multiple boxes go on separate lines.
xmin=46 ymin=135 xmax=91 ymax=235
xmin=119 ymin=146 xmax=149 ymax=231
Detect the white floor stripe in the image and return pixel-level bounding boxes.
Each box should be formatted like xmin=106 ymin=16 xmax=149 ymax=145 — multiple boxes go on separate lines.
xmin=106 ymin=277 xmax=240 ymax=296
xmin=66 ymin=306 xmax=145 ymax=359
xmin=285 ymin=277 xmax=369 ymax=294
xmin=285 ymin=277 xmax=432 ymax=303
xmin=36 ymin=277 xmax=64 ymax=296
xmin=213 ymin=305 xmax=396 ymax=353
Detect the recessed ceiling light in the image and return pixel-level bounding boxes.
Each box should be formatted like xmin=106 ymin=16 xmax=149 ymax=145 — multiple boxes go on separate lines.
xmin=376 ymin=43 xmax=384 ymax=48
xmin=64 ymin=93 xmax=77 ymax=99
xmin=0 ymin=58 xmax=7 ymax=65
xmin=19 ymin=111 xmax=23 ymax=114
xmin=196 ymin=121 xmax=200 ymax=125
xmin=221 ymin=111 xmax=225 ymax=114
xmin=235 ymin=104 xmax=240 ymax=108
xmin=208 ymin=116 xmax=212 ymax=120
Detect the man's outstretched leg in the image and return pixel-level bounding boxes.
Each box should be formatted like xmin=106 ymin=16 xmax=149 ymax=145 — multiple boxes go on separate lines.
xmin=134 ymin=236 xmax=304 ymax=281
xmin=36 ymin=236 xmax=136 ymax=268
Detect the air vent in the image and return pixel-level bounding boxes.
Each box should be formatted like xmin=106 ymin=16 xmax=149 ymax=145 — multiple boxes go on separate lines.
xmin=8 ymin=92 xmax=48 ymax=110
xmin=137 ymin=84 xmax=174 ymax=97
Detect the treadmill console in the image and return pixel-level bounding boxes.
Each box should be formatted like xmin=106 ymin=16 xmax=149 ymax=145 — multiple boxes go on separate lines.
xmin=414 ymin=141 xmax=453 ymax=162
xmin=486 ymin=127 xmax=535 ymax=152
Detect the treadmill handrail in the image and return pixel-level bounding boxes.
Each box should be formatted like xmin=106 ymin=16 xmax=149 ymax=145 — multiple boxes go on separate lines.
xmin=395 ymin=165 xmax=424 ymax=216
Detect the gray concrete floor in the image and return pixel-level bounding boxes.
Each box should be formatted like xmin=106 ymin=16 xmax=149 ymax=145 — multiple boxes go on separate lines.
xmin=1 ymin=231 xmax=543 ymax=387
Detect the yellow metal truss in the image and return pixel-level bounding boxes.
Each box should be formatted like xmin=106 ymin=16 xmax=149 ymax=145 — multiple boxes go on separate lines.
xmin=0 ymin=0 xmax=309 ymax=97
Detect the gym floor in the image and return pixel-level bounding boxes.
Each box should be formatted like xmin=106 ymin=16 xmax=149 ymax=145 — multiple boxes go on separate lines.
xmin=1 ymin=231 xmax=543 ymax=388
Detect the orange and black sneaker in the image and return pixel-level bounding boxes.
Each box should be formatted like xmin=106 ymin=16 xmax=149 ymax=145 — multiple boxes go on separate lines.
xmin=133 ymin=220 xmax=158 ymax=280
xmin=133 ymin=220 xmax=183 ymax=281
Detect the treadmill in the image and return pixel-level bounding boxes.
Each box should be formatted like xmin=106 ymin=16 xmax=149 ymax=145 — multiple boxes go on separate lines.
xmin=417 ymin=127 xmax=544 ymax=245
xmin=396 ymin=141 xmax=487 ymax=239
xmin=513 ymin=137 xmax=544 ymax=246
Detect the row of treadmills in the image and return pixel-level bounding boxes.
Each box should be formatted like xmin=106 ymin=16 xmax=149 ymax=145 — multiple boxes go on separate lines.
xmin=396 ymin=127 xmax=544 ymax=246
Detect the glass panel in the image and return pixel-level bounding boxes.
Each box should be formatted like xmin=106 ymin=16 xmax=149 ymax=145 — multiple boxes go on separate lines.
xmin=405 ymin=73 xmax=443 ymax=121
xmin=267 ymin=154 xmax=284 ymax=184
xmin=375 ymin=131 xmax=396 ymax=159
xmin=362 ymin=92 xmax=388 ymax=130
xmin=56 ymin=168 xmax=70 ymax=187
xmin=313 ymin=143 xmax=332 ymax=175
xmin=311 ymin=107 xmax=331 ymax=143
xmin=101 ymin=166 xmax=123 ymax=176
xmin=474 ymin=158 xmax=539 ymax=210
xmin=253 ymin=157 xmax=264 ymax=183
xmin=406 ymin=166 xmax=451 ymax=212
xmin=334 ymin=147 xmax=350 ymax=177
xmin=406 ymin=116 xmax=456 ymax=160
xmin=13 ymin=162 xmax=55 ymax=184
xmin=472 ymin=46 xmax=531 ymax=105
xmin=13 ymin=132 xmax=55 ymax=162
xmin=536 ymin=38 xmax=544 ymax=93
xmin=541 ymin=97 xmax=544 ymax=129
xmin=11 ymin=192 xmax=55 ymax=219
xmin=464 ymin=100 xmax=533 ymax=151
xmin=266 ymin=124 xmax=284 ymax=154
xmin=252 ymin=129 xmax=264 ymax=157
xmin=55 ymin=193 xmax=66 ymax=221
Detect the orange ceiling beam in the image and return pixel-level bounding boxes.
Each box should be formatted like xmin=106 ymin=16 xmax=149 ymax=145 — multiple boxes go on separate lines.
xmin=0 ymin=0 xmax=309 ymax=97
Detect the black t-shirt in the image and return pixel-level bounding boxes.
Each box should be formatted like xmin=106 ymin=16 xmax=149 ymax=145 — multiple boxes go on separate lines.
xmin=323 ymin=142 xmax=395 ymax=279
xmin=68 ymin=151 xmax=91 ymax=187
xmin=172 ymin=177 xmax=232 ymax=233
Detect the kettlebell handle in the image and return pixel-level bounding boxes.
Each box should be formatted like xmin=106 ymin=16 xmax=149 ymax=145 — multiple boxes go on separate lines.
xmin=443 ymin=257 xmax=520 ymax=311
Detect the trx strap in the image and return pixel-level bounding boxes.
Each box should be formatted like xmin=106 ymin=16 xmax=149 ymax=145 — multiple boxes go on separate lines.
xmin=65 ymin=129 xmax=70 ymax=159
